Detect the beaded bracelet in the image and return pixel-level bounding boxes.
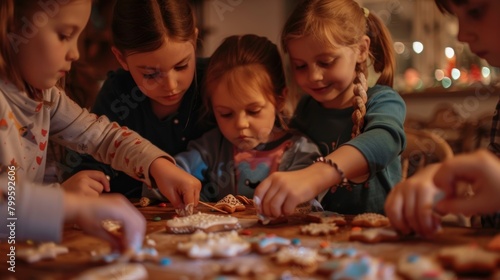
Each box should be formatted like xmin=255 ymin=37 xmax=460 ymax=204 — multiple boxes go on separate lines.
xmin=313 ymin=157 xmax=348 ymax=186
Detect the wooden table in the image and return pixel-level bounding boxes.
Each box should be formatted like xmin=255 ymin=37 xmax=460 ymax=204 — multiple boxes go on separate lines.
xmin=1 ymin=202 xmax=499 ymax=279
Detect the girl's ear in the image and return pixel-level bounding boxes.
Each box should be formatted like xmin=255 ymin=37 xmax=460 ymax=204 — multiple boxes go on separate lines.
xmin=111 ymin=46 xmax=129 ymax=71
xmin=356 ymin=35 xmax=370 ymax=63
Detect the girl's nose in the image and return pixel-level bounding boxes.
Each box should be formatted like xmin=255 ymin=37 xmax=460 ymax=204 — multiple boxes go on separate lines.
xmin=161 ymin=74 xmax=177 ymax=92
xmin=235 ymin=112 xmax=249 ymax=129
xmin=67 ymin=42 xmax=80 ymax=61
xmin=309 ymin=66 xmax=323 ymax=82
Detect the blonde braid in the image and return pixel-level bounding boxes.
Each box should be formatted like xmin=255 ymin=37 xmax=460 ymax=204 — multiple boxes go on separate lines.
xmin=351 ymin=72 xmax=368 ymax=138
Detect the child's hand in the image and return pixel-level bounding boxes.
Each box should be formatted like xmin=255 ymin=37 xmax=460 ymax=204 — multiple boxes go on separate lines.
xmin=255 ymin=168 xmax=326 ymax=218
xmin=64 ymin=193 xmax=145 ymax=252
xmin=384 ymin=164 xmax=442 ymax=237
xmin=61 ymin=170 xmax=110 ymax=197
xmin=149 ymin=158 xmax=201 ymax=209
xmin=434 ymin=150 xmax=500 ymax=216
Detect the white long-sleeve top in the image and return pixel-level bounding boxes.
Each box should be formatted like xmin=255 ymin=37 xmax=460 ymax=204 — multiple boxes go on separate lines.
xmin=0 ymin=80 xmax=172 ymax=241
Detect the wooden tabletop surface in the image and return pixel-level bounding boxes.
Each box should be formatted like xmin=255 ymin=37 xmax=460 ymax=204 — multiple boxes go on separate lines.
xmin=1 ymin=201 xmax=499 ymax=280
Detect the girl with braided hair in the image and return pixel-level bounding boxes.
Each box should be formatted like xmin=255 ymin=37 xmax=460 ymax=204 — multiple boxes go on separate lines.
xmin=255 ymin=0 xmax=406 ymax=216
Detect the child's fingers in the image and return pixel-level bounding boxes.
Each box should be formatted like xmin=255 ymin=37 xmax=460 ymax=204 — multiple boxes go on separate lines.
xmin=433 ymin=154 xmax=483 ymax=195
xmin=435 ymin=197 xmax=480 ymax=216
xmin=254 ymin=180 xmax=271 ymax=213
xmin=182 ymin=189 xmax=196 ymax=208
xmin=267 ymin=190 xmax=287 ymax=217
xmin=402 ymin=187 xmax=419 ymax=234
xmin=84 ymin=171 xmax=111 ymax=193
xmin=261 ymin=183 xmax=281 ymax=217
xmin=415 ymin=187 xmax=438 ymax=236
xmin=385 ymin=189 xmax=411 ymax=234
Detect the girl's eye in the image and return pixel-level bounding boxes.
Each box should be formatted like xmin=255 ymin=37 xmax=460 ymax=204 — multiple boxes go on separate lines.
xmin=218 ymin=112 xmax=232 ymax=118
xmin=58 ymin=34 xmax=70 ymax=41
xmin=294 ymin=64 xmax=306 ymax=70
xmin=319 ymin=60 xmax=334 ymax=67
xmin=468 ymin=6 xmax=486 ymax=19
xmin=143 ymin=72 xmax=160 ymax=79
xmin=175 ymin=64 xmax=189 ymax=71
xmin=247 ymin=109 xmax=261 ymax=115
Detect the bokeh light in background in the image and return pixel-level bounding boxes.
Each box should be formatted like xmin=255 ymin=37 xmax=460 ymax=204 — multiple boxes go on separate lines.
xmin=412 ymin=41 xmax=424 ymax=54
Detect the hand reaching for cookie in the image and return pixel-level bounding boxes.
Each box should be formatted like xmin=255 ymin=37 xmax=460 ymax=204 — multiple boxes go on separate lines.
xmin=148 ymin=158 xmax=201 ymax=210
xmin=64 ymin=192 xmax=146 ymax=252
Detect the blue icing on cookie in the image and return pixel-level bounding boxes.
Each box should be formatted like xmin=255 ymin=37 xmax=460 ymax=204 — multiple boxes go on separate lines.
xmin=332 ymin=258 xmax=371 ymax=280
xmin=407 ymin=254 xmax=419 ymax=263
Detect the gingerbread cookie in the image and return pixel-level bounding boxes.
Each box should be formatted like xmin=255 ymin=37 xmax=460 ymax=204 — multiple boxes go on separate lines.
xmin=247 ymin=235 xmax=291 ymax=254
xmin=217 ymin=259 xmax=268 ymax=276
xmin=437 ymin=244 xmax=500 ymax=274
xmin=139 ymin=197 xmax=151 ymax=207
xmin=349 ymin=228 xmax=399 ymax=243
xmin=351 ymin=213 xmax=390 ymax=227
xmin=166 ymin=212 xmax=240 ymax=234
xmin=319 ymin=246 xmax=364 ymax=259
xmin=306 ymin=211 xmax=347 ymax=225
xmin=214 ymin=194 xmax=246 ymax=213
xmin=101 ymin=219 xmax=122 ymax=237
xmin=300 ymin=223 xmax=339 ymax=236
xmin=175 ymin=203 xmax=194 ymax=217
xmin=398 ymin=254 xmax=455 ymax=280
xmin=177 ymin=230 xmax=250 ymax=258
xmin=17 ymin=242 xmax=69 ymax=263
xmin=234 ymin=195 xmax=253 ymax=205
xmin=74 ymin=263 xmax=148 ymax=280
xmin=317 ymin=255 xmax=396 ymax=279
xmin=272 ymin=246 xmax=324 ymax=269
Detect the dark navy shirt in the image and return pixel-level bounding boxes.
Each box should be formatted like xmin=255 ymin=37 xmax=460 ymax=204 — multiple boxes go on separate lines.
xmin=65 ymin=58 xmax=215 ymax=197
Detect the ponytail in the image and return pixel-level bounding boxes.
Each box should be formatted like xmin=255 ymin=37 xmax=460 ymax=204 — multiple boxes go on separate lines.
xmin=365 ymin=12 xmax=395 ymax=87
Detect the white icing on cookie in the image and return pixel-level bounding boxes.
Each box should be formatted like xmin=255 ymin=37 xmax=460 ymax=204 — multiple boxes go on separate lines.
xmin=300 ymin=223 xmax=339 ymax=235
xmin=17 ymin=242 xmax=69 ymax=263
xmin=398 ymin=254 xmax=455 ymax=280
xmin=352 ymin=213 xmax=390 ymax=227
xmin=273 ymin=246 xmax=323 ymax=267
xmin=74 ymin=263 xmax=148 ymax=280
xmin=166 ymin=212 xmax=240 ymax=233
xmin=349 ymin=228 xmax=399 ymax=243
xmin=177 ymin=230 xmax=250 ymax=258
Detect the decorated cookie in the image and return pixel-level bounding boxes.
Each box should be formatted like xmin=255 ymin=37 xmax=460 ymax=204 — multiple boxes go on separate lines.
xmin=300 ymin=223 xmax=339 ymax=236
xmin=437 ymin=244 xmax=500 ymax=274
xmin=234 ymin=195 xmax=253 ymax=205
xmin=74 ymin=263 xmax=148 ymax=280
xmin=166 ymin=212 xmax=240 ymax=234
xmin=317 ymin=255 xmax=396 ymax=279
xmin=319 ymin=246 xmax=364 ymax=259
xmin=17 ymin=242 xmax=69 ymax=263
xmin=101 ymin=219 xmax=122 ymax=237
xmin=306 ymin=211 xmax=347 ymax=225
xmin=398 ymin=254 xmax=455 ymax=280
xmin=351 ymin=213 xmax=390 ymax=227
xmin=139 ymin=197 xmax=151 ymax=207
xmin=217 ymin=260 xmax=268 ymax=276
xmin=247 ymin=235 xmax=291 ymax=254
xmin=349 ymin=227 xmax=400 ymax=243
xmin=177 ymin=230 xmax=250 ymax=258
xmin=272 ymin=246 xmax=324 ymax=268
xmin=175 ymin=203 xmax=194 ymax=217
xmin=214 ymin=194 xmax=246 ymax=213
xmin=93 ymin=246 xmax=159 ymax=263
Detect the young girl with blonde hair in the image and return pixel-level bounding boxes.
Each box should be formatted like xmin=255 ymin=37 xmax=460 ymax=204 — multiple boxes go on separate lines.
xmin=256 ymin=0 xmax=406 ymax=216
